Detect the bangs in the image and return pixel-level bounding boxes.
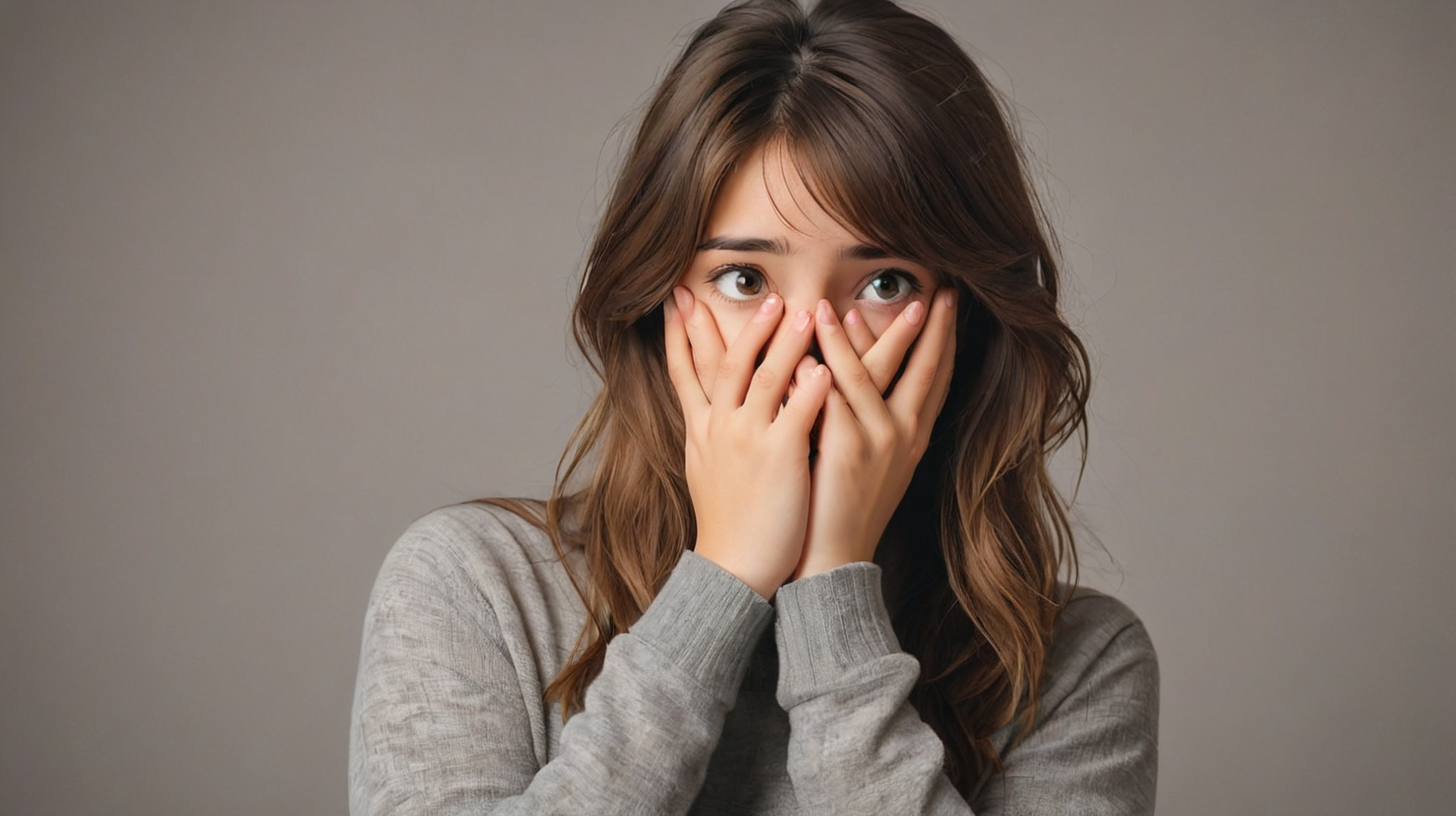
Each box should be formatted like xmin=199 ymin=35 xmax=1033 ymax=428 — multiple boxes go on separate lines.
xmin=769 ymin=68 xmax=961 ymax=283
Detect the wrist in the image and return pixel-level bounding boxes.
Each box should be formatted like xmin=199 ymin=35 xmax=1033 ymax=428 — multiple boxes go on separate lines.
xmin=631 ymin=551 xmax=775 ymax=705
xmin=774 ymin=562 xmax=902 ymax=706
xmin=694 ymin=541 xmax=787 ymax=599
xmin=792 ymin=548 xmax=869 ymax=581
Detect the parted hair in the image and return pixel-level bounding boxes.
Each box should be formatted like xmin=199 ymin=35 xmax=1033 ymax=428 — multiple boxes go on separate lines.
xmin=481 ymin=0 xmax=1090 ymax=794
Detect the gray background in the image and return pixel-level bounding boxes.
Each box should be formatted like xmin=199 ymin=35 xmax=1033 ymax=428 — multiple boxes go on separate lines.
xmin=2 ymin=0 xmax=1452 ymax=813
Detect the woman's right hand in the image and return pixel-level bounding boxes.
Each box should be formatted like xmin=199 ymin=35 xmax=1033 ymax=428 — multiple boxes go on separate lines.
xmin=664 ymin=286 xmax=832 ymax=599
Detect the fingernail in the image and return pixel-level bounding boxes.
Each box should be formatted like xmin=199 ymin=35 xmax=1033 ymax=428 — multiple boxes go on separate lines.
xmin=844 ymin=308 xmax=862 ymax=326
xmin=812 ymin=364 xmax=827 ymax=377
xmin=753 ymin=294 xmax=781 ymax=323
xmin=816 ymin=300 xmax=836 ymax=325
xmin=904 ymin=300 xmax=924 ymax=325
xmin=794 ymin=309 xmax=812 ymax=331
xmin=941 ymin=288 xmax=956 ymax=309
xmin=672 ymin=287 xmax=693 ymax=317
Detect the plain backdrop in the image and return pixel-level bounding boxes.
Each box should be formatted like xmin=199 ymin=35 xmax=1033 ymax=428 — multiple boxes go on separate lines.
xmin=2 ymin=0 xmax=1453 ymax=813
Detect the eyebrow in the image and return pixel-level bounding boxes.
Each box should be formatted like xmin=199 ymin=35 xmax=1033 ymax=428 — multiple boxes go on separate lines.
xmin=696 ymin=235 xmax=897 ymax=262
xmin=697 ymin=236 xmax=787 ymax=254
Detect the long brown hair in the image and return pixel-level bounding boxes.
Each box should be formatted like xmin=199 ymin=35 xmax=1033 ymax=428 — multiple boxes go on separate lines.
xmin=482 ymin=0 xmax=1090 ymax=794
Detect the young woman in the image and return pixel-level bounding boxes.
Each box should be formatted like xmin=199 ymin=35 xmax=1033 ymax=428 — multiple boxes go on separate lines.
xmin=349 ymin=1 xmax=1158 ymax=813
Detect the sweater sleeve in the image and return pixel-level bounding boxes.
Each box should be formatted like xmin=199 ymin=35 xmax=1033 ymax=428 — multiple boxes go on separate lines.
xmin=773 ymin=563 xmax=1159 ymax=816
xmin=349 ymin=523 xmax=773 ymax=816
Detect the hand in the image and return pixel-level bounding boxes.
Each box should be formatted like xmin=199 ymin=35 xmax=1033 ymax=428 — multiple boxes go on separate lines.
xmin=664 ymin=287 xmax=833 ymax=598
xmin=670 ymin=293 xmax=921 ymax=404
xmin=672 ymin=287 xmax=728 ymax=400
xmin=794 ymin=288 xmax=958 ymax=580
xmin=839 ymin=301 xmax=941 ymax=395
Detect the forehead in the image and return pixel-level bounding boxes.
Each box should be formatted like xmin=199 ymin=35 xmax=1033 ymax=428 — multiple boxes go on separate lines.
xmin=706 ymin=141 xmax=864 ymax=246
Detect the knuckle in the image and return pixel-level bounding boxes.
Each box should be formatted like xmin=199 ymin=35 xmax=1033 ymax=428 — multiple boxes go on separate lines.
xmin=704 ymin=407 xmax=724 ymax=428
xmin=911 ymin=433 xmax=930 ymax=459
xmin=778 ymin=402 xmax=807 ymax=425
xmin=869 ymin=424 xmax=897 ymax=451
xmin=752 ymin=365 xmax=779 ymax=392
xmin=901 ymin=417 xmax=921 ymax=443
xmin=844 ymin=365 xmax=873 ymax=389
xmin=902 ymin=419 xmax=926 ymax=451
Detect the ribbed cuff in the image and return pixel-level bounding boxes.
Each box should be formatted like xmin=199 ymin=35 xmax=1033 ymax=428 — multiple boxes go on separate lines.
xmin=774 ymin=562 xmax=901 ymax=702
xmin=628 ymin=550 xmax=775 ymax=705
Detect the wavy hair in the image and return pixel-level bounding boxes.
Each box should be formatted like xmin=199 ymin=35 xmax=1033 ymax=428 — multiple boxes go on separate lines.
xmin=481 ymin=0 xmax=1090 ymax=794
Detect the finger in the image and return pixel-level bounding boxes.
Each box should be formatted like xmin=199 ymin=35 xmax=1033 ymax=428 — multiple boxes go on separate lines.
xmin=663 ymin=295 xmax=709 ymax=414
xmin=888 ymin=287 xmax=957 ymax=422
xmin=843 ymin=308 xmax=876 ymax=358
xmin=811 ymin=385 xmax=855 ymax=466
xmin=822 ymin=383 xmax=852 ymax=432
xmin=676 ymin=287 xmax=726 ymax=401
xmin=775 ymin=355 xmax=817 ymax=421
xmin=917 ymin=298 xmax=958 ymax=429
xmin=859 ymin=297 xmax=928 ymax=394
xmin=742 ymin=306 xmax=816 ymax=418
xmin=774 ymin=361 xmax=831 ymax=434
xmin=789 ymin=354 xmax=818 ymax=399
xmin=711 ymin=294 xmax=785 ymax=409
xmin=792 ymin=353 xmax=817 ymax=385
xmin=812 ymin=299 xmax=891 ymax=423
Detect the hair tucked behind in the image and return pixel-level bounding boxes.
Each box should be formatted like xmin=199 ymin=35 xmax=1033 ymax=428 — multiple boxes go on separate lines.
xmin=479 ymin=0 xmax=1090 ymax=795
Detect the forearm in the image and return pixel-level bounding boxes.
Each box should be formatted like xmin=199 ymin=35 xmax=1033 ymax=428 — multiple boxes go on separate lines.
xmin=773 ymin=566 xmax=1160 ymax=816
xmin=351 ymin=540 xmax=772 ymax=816
xmin=505 ymin=551 xmax=774 ymax=814
xmin=775 ymin=564 xmax=974 ymax=816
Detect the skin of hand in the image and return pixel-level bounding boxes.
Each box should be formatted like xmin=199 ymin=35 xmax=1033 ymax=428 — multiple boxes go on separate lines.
xmin=669 ymin=282 xmax=955 ymax=588
xmin=794 ymin=287 xmax=958 ymax=580
xmin=663 ymin=288 xmax=833 ymax=599
xmin=674 ymin=287 xmax=936 ymax=405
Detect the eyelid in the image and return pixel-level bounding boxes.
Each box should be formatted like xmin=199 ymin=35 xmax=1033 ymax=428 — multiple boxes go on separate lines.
xmin=703 ymin=262 xmax=767 ymax=283
xmin=705 ymin=263 xmax=773 ymax=304
xmin=860 ymin=265 xmax=926 ymax=287
xmin=855 ymin=268 xmax=925 ymax=304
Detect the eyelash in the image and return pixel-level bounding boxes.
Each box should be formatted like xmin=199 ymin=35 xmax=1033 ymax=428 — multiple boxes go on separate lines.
xmin=704 ymin=264 xmax=924 ymax=306
xmin=860 ymin=268 xmax=925 ymax=303
xmin=704 ymin=265 xmax=770 ymax=305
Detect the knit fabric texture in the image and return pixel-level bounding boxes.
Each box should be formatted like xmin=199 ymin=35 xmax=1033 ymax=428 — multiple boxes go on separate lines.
xmin=349 ymin=502 xmax=1158 ymax=815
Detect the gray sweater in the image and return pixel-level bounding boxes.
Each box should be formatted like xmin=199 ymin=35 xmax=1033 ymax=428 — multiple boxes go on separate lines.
xmin=349 ymin=502 xmax=1158 ymax=815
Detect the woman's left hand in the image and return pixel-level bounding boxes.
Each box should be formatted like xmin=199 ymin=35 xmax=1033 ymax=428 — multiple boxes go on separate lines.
xmin=794 ymin=288 xmax=958 ymax=580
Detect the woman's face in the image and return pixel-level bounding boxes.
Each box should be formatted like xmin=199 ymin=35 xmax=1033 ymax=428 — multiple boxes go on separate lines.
xmin=675 ymin=141 xmax=937 ymax=351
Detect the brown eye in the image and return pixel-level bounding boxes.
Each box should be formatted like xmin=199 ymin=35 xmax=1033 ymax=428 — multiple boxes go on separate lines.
xmin=711 ymin=267 xmax=767 ymax=301
xmin=857 ymin=271 xmax=918 ymax=304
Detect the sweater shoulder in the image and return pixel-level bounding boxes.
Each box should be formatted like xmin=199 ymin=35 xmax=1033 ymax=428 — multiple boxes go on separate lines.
xmin=366 ymin=501 xmax=586 ymax=637
xmin=1040 ymin=584 xmax=1158 ymax=712
xmin=986 ymin=585 xmax=1159 ymax=761
xmin=1055 ymin=585 xmax=1153 ymax=657
xmin=379 ymin=500 xmax=563 ymax=581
